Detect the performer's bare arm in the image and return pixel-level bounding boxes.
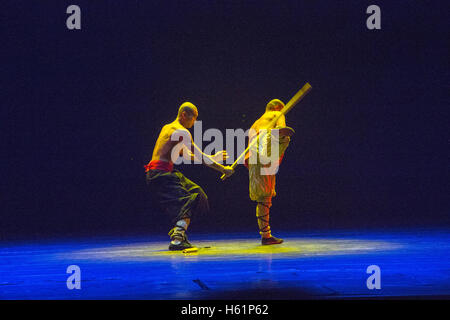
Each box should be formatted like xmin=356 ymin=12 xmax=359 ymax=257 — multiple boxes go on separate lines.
xmin=151 ymin=121 xmax=233 ymax=178
xmin=175 ymin=129 xmax=233 ymax=177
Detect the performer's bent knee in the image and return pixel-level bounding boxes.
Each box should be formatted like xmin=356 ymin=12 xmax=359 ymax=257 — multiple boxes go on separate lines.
xmin=195 ymin=190 xmax=209 ymax=213
xmin=189 ymin=188 xmax=209 ymax=218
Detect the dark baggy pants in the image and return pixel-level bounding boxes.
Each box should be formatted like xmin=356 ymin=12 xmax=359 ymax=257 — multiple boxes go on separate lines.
xmin=146 ymin=169 xmax=209 ymax=222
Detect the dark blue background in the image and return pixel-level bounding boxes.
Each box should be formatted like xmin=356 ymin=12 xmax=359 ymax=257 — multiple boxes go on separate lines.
xmin=2 ymin=1 xmax=449 ymax=239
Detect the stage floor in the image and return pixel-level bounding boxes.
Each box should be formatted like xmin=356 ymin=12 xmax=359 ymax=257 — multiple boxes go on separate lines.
xmin=1 ymin=229 xmax=450 ymax=299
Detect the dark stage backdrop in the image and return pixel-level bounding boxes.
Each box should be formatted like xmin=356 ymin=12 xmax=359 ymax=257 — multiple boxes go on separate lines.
xmin=2 ymin=1 xmax=449 ymax=239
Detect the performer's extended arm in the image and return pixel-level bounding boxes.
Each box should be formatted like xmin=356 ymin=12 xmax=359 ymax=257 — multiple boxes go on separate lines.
xmin=192 ymin=143 xmax=233 ymax=176
xmin=177 ymin=129 xmax=234 ymax=179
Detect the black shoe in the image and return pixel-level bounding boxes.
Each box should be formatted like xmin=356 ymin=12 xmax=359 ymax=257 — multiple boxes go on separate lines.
xmin=168 ymin=227 xmax=194 ymax=251
xmin=169 ymin=239 xmax=194 ymax=251
xmin=262 ymin=236 xmax=284 ymax=245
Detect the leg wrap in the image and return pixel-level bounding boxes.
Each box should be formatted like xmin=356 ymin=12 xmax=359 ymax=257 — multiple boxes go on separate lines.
xmin=256 ymin=202 xmax=272 ymax=238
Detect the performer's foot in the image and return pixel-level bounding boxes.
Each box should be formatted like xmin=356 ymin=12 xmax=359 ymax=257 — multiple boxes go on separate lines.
xmin=168 ymin=227 xmax=194 ymax=251
xmin=169 ymin=239 xmax=193 ymax=251
xmin=261 ymin=236 xmax=284 ymax=245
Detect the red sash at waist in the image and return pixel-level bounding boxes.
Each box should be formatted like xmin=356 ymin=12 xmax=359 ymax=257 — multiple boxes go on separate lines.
xmin=144 ymin=160 xmax=173 ymax=172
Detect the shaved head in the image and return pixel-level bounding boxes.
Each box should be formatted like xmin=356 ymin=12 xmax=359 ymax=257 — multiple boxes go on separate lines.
xmin=266 ymin=99 xmax=285 ymax=111
xmin=178 ymin=102 xmax=198 ymax=118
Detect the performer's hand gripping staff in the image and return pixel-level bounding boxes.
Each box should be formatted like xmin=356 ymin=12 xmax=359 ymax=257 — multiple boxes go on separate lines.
xmin=220 ymin=82 xmax=312 ymax=180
